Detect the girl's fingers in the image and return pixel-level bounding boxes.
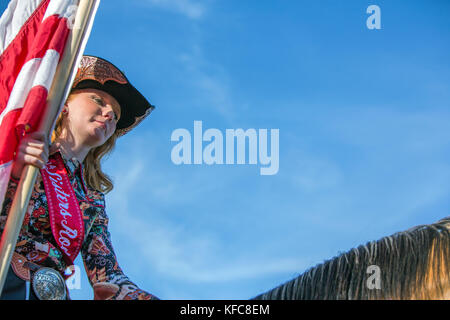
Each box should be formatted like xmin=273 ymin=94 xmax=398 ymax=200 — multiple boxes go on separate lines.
xmin=19 ymin=142 xmax=48 ymax=158
xmin=20 ymin=133 xmax=50 ymax=157
xmin=22 ymin=154 xmax=45 ymax=169
xmin=24 ymin=140 xmax=46 ymax=149
xmin=22 ymin=132 xmax=48 ymax=150
xmin=11 ymin=132 xmax=49 ymax=178
xmin=20 ymin=145 xmax=48 ymax=163
xmin=14 ymin=151 xmax=45 ymax=169
xmin=16 ymin=140 xmax=49 ymax=166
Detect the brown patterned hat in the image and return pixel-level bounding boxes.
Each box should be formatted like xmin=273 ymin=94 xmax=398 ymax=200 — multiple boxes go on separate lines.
xmin=72 ymin=55 xmax=154 ymax=136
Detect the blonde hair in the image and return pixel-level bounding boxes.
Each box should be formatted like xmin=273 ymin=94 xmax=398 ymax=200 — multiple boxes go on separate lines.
xmin=52 ymin=91 xmax=118 ymax=193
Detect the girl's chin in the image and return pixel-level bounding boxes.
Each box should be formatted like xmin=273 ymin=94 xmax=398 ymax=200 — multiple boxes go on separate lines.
xmin=85 ymin=128 xmax=109 ymax=147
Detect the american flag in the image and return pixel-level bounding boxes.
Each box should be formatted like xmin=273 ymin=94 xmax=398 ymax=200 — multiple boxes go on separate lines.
xmin=0 ymin=0 xmax=75 ymax=211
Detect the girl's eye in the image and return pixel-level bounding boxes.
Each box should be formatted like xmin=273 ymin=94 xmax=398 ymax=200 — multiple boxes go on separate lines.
xmin=92 ymin=95 xmax=119 ymax=120
xmin=92 ymin=96 xmax=104 ymax=106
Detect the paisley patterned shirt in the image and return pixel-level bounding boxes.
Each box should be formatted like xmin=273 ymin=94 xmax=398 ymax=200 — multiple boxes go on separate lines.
xmin=0 ymin=152 xmax=157 ymax=300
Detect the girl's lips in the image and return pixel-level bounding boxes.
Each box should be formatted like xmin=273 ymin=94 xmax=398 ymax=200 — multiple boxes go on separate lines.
xmin=95 ymin=120 xmax=106 ymax=129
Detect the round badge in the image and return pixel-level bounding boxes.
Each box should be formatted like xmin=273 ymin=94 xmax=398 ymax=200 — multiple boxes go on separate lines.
xmin=32 ymin=267 xmax=67 ymax=300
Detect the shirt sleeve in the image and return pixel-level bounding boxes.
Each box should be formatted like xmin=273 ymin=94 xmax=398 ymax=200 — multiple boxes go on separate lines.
xmin=81 ymin=202 xmax=158 ymax=300
xmin=1 ymin=177 xmax=19 ymax=224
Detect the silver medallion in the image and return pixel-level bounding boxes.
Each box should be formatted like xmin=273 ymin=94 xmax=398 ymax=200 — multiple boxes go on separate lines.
xmin=32 ymin=267 xmax=67 ymax=300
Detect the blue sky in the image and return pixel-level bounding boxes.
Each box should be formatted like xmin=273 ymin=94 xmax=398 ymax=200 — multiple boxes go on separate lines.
xmin=1 ymin=0 xmax=450 ymax=300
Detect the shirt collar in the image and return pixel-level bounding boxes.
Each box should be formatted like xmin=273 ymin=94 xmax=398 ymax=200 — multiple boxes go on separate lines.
xmin=56 ymin=150 xmax=82 ymax=175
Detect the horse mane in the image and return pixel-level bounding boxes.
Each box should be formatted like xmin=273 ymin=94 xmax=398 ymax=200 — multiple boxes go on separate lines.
xmin=252 ymin=216 xmax=450 ymax=300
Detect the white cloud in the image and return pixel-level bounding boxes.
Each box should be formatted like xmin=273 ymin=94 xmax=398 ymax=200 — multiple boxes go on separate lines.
xmin=326 ymin=106 xmax=450 ymax=152
xmin=144 ymin=0 xmax=206 ymax=19
xmin=113 ymin=207 xmax=309 ymax=283
xmin=286 ymin=151 xmax=343 ymax=193
xmin=178 ymin=47 xmax=235 ymax=120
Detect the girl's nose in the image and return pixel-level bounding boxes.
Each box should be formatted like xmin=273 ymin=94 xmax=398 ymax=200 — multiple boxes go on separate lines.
xmin=103 ymin=106 xmax=115 ymax=120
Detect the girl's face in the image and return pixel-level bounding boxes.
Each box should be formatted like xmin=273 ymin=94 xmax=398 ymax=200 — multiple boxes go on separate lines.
xmin=64 ymin=88 xmax=121 ymax=148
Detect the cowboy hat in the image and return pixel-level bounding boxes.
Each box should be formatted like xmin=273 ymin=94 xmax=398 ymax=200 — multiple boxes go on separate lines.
xmin=72 ymin=55 xmax=154 ymax=136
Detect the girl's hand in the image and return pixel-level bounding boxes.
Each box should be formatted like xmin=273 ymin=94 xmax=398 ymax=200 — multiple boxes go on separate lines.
xmin=11 ymin=132 xmax=49 ymax=180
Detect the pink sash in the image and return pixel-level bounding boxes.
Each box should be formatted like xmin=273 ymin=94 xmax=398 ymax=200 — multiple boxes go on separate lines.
xmin=40 ymin=153 xmax=85 ymax=266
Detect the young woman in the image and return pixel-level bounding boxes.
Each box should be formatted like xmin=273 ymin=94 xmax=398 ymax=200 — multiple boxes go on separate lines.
xmin=0 ymin=56 xmax=158 ymax=300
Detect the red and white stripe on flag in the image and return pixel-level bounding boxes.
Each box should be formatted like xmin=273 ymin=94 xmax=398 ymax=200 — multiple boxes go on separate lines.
xmin=0 ymin=0 xmax=75 ymax=211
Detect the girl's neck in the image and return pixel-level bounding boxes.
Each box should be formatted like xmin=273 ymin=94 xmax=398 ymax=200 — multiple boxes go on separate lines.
xmin=55 ymin=137 xmax=90 ymax=163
